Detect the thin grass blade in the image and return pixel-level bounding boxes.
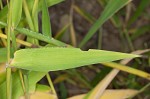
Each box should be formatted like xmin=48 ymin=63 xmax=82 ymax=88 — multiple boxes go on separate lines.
xmin=11 ymin=0 xmax=22 ymax=28
xmin=79 ymin=0 xmax=131 ymax=47
xmin=0 ymin=21 xmax=67 ymax=46
xmin=32 ymin=0 xmax=39 ymax=32
xmin=73 ymin=5 xmax=95 ymax=24
xmin=42 ymin=0 xmax=52 ymax=37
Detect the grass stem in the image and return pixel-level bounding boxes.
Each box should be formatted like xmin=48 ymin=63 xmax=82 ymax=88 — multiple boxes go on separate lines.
xmin=6 ymin=0 xmax=12 ymax=98
xmin=46 ymin=74 xmax=57 ymax=95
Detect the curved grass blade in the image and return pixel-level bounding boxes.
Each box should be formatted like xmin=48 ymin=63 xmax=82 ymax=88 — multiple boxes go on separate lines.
xmin=79 ymin=0 xmax=131 ymax=47
xmin=10 ymin=47 xmax=139 ymax=71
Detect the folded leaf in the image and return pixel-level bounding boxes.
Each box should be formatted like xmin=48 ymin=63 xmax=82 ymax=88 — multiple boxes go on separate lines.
xmin=10 ymin=48 xmax=139 ymax=71
xmin=0 ymin=71 xmax=46 ymax=99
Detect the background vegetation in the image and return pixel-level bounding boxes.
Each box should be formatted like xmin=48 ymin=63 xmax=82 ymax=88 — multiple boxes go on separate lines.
xmin=0 ymin=0 xmax=150 ymax=99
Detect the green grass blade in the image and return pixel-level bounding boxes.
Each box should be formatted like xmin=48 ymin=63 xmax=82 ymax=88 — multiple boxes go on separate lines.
xmin=54 ymin=24 xmax=69 ymax=39
xmin=0 ymin=0 xmax=64 ymax=23
xmin=15 ymin=27 xmax=67 ymax=46
xmin=10 ymin=47 xmax=139 ymax=71
xmin=42 ymin=0 xmax=52 ymax=37
xmin=73 ymin=5 xmax=95 ymax=24
xmin=0 ymin=21 xmax=67 ymax=46
xmin=38 ymin=0 xmax=64 ymax=11
xmin=32 ymin=0 xmax=39 ymax=32
xmin=79 ymin=0 xmax=131 ymax=47
xmin=23 ymin=0 xmax=34 ymax=31
xmin=11 ymin=0 xmax=22 ymax=28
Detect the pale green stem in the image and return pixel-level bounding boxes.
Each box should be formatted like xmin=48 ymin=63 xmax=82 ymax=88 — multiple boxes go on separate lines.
xmin=6 ymin=0 xmax=12 ymax=99
xmin=19 ymin=70 xmax=26 ymax=93
xmin=46 ymin=74 xmax=57 ymax=95
xmin=6 ymin=68 xmax=11 ymax=99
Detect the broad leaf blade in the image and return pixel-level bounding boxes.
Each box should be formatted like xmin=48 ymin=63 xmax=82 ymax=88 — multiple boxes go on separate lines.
xmin=79 ymin=0 xmax=131 ymax=47
xmin=10 ymin=48 xmax=139 ymax=71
